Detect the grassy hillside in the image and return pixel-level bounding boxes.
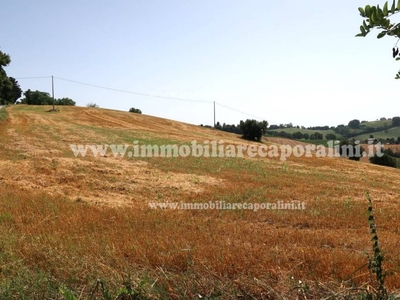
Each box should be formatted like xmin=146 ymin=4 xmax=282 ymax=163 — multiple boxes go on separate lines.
xmin=360 ymin=119 xmax=392 ymax=128
xmin=268 ymin=118 xmax=400 ymax=142
xmin=354 ymin=126 xmax=400 ymax=141
xmin=0 ymin=105 xmax=400 ymax=298
xmin=267 ymin=127 xmax=338 ymax=136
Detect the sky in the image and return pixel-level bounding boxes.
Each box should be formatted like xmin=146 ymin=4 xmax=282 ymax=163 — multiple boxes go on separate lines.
xmin=1 ymin=0 xmax=399 ymax=127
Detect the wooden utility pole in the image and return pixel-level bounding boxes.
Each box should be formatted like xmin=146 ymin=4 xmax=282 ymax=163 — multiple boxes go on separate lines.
xmin=213 ymin=101 xmax=216 ymax=128
xmin=51 ymin=75 xmax=55 ymax=111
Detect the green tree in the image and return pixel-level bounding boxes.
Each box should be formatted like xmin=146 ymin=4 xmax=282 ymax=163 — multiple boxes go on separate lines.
xmin=356 ymin=1 xmax=400 ymax=78
xmin=1 ymin=77 xmax=22 ymax=105
xmin=129 ymin=107 xmax=142 ymax=114
xmin=239 ymin=119 xmax=268 ymax=141
xmin=291 ymin=131 xmax=304 ymax=139
xmin=392 ymin=116 xmax=400 ymax=126
xmin=21 ymin=89 xmax=53 ymax=105
xmin=325 ymin=133 xmax=337 ymax=140
xmin=86 ymin=102 xmax=99 ymax=108
xmin=309 ymin=132 xmax=324 ymax=140
xmin=0 ymin=52 xmax=11 ymax=95
xmin=348 ymin=119 xmax=361 ymax=129
xmin=56 ymin=97 xmax=75 ymax=106
xmin=334 ymin=125 xmax=351 ymax=137
xmin=0 ymin=50 xmax=18 ymax=105
xmin=339 ymin=140 xmax=365 ymax=161
xmin=370 ymin=152 xmax=398 ymax=167
xmin=20 ymin=90 xmax=75 ymax=106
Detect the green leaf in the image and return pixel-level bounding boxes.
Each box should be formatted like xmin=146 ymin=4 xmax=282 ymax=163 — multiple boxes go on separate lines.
xmin=383 ymin=1 xmax=389 ymax=16
xmin=360 ymin=26 xmax=366 ymax=35
xmin=371 ymin=11 xmax=376 ymax=23
xmin=359 ymin=7 xmax=366 ymax=16
xmin=366 ymin=5 xmax=372 ymax=16
xmin=355 ymin=33 xmax=365 ymax=37
xmin=376 ymin=7 xmax=383 ymax=19
xmin=377 ymin=31 xmax=387 ymax=38
xmin=371 ymin=5 xmax=377 ymax=15
xmin=398 ymin=0 xmax=400 ymax=10
xmin=391 ymin=0 xmax=396 ymax=13
xmin=362 ymin=20 xmax=369 ymax=36
xmin=395 ymin=57 xmax=400 ymax=60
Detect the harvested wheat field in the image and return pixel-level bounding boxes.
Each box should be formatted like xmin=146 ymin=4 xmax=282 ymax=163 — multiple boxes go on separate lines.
xmin=0 ymin=105 xmax=399 ymax=299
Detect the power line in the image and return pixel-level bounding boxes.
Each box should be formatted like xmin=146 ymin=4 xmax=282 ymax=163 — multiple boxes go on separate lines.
xmin=54 ymin=76 xmax=213 ymax=104
xmin=14 ymin=74 xmax=279 ymax=124
xmin=215 ymin=102 xmax=264 ymax=120
xmin=215 ymin=102 xmax=280 ymax=124
xmin=15 ymin=76 xmax=52 ymax=80
xmin=54 ymin=76 xmax=278 ymax=123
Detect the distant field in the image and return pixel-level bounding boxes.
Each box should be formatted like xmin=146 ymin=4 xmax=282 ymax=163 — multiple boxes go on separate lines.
xmin=267 ymin=127 xmax=337 ymax=135
xmin=268 ymin=120 xmax=400 ymax=142
xmin=384 ymin=144 xmax=400 ymax=152
xmin=0 ymin=105 xmax=400 ymax=298
xmin=360 ymin=119 xmax=392 ymax=128
xmin=353 ymin=126 xmax=400 ymax=141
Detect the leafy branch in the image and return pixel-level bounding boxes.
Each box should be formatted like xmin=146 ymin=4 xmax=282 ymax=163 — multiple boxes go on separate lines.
xmin=356 ymin=1 xmax=400 ymax=78
xmin=356 ymin=0 xmax=400 ymax=38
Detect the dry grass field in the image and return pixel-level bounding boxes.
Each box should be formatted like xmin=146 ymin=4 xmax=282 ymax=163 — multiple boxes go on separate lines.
xmin=0 ymin=105 xmax=399 ymax=299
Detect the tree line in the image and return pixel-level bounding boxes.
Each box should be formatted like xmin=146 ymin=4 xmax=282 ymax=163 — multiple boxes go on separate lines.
xmin=212 ymin=119 xmax=268 ymax=141
xmin=0 ymin=49 xmax=76 ymax=106
xmin=0 ymin=50 xmax=22 ymax=105
xmin=21 ymin=90 xmax=75 ymax=106
xmin=267 ymin=117 xmax=400 ymax=142
xmin=267 ymin=130 xmax=330 ymax=140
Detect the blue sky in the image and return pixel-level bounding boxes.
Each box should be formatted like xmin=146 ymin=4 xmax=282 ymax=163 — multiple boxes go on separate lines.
xmin=1 ymin=0 xmax=399 ymax=127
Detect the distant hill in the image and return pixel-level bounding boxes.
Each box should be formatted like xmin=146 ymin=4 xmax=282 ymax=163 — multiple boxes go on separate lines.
xmin=266 ymin=117 xmax=400 ymax=144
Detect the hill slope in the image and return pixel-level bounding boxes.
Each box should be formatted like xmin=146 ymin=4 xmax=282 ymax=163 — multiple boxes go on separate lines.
xmin=268 ymin=118 xmax=400 ymax=142
xmin=0 ymin=105 xmax=399 ymax=298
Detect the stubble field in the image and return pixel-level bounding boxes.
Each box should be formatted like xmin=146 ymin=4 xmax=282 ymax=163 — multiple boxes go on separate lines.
xmin=0 ymin=105 xmax=399 ymax=299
